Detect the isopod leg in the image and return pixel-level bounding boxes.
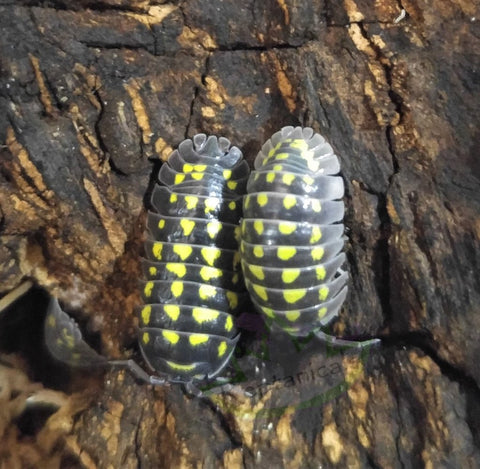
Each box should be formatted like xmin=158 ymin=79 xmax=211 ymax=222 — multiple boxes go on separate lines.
xmin=183 ymin=381 xmax=203 ymax=397
xmin=108 ymin=359 xmax=167 ymax=386
xmin=314 ymin=330 xmax=381 ymax=349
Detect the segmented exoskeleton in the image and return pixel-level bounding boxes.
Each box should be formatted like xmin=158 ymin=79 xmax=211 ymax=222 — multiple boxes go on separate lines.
xmin=240 ymin=126 xmax=377 ymax=347
xmin=45 ymin=134 xmax=249 ymax=393
xmin=139 ymin=134 xmax=248 ymax=384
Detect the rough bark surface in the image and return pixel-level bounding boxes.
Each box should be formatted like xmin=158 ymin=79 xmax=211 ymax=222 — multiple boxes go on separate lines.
xmin=1 ymin=1 xmax=479 ymax=468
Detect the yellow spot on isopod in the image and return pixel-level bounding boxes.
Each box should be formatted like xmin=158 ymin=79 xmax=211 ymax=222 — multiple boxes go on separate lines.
xmin=310 ymin=226 xmax=322 ymax=243
xmin=311 ymin=199 xmax=322 ymax=212
xmin=201 ymin=247 xmax=221 ymax=266
xmin=279 ymin=222 xmax=296 ymax=235
xmin=228 ymin=201 xmax=236 ymax=210
xmin=180 ymin=219 xmax=195 ymax=236
xmin=170 ymin=193 xmax=178 ymax=203
xmin=166 ymin=361 xmax=195 ymax=371
xmin=227 ymin=181 xmax=237 ymax=190
xmin=185 ymin=196 xmax=198 ymax=209
xmin=149 ymin=266 xmax=157 ymax=276
xmin=194 ymin=164 xmax=207 ymax=172
xmin=275 ymin=152 xmax=289 ymax=160
xmin=193 ymin=307 xmax=219 ymax=323
xmin=253 ymin=245 xmax=264 ymax=258
xmin=244 ymin=196 xmax=251 ymax=209
xmin=192 ymin=173 xmax=204 ymax=180
xmin=232 ymin=273 xmax=239 ymax=284
xmin=218 ymin=341 xmax=227 ymax=357
xmin=47 ymin=315 xmax=56 ymax=327
xmin=233 ymin=252 xmax=241 ymax=269
xmin=144 ymin=281 xmax=154 ymax=297
xmin=316 ymin=266 xmax=326 ymax=280
xmin=142 ymin=332 xmax=150 ymax=344
xmin=227 ymin=291 xmax=238 ymax=309
xmin=266 ymin=172 xmax=276 ymax=183
xmin=319 ymin=286 xmax=329 ymax=301
xmin=262 ymin=307 xmax=275 ymax=318
xmin=164 ymin=305 xmax=180 ymax=320
xmin=252 ymin=284 xmax=268 ymax=301
xmin=318 ymin=307 xmax=327 ymax=318
xmin=254 ymin=220 xmax=264 ymax=235
xmin=207 ymin=221 xmax=222 ymax=238
xmin=189 ymin=334 xmax=208 ymax=346
xmin=141 ymin=305 xmax=151 ymax=325
xmin=166 ymin=263 xmax=186 ymax=277
xmin=171 ymin=281 xmax=184 ymax=297
xmin=61 ymin=329 xmax=74 ymax=349
xmin=174 ymin=174 xmax=185 ymax=184
xmin=163 ymin=330 xmax=180 ymax=344
xmin=152 ymin=243 xmax=163 ymax=260
xmin=277 ymin=246 xmax=296 ymax=260
xmin=183 ymin=163 xmax=194 ymax=172
xmin=223 ymin=169 xmax=232 ymax=179
xmin=283 ymin=289 xmax=306 ymax=304
xmin=286 ymin=310 xmax=300 ymax=322
xmin=199 ymin=284 xmax=216 ymax=299
xmin=200 ymin=266 xmax=222 ymax=281
xmin=303 ymin=175 xmax=314 ymax=185
xmin=205 ymin=198 xmax=218 ymax=212
xmin=225 ymin=316 xmax=233 ymax=331
xmin=173 ymin=244 xmax=192 ymax=260
xmin=307 ymin=158 xmax=320 ymax=172
xmin=158 ymin=219 xmax=166 ymax=229
xmin=282 ymin=269 xmax=300 ymax=284
xmin=290 ymin=139 xmax=308 ymax=150
xmin=311 ymin=246 xmax=324 ymax=261
xmin=283 ymin=195 xmax=296 ymax=209
xmin=257 ymin=193 xmax=268 ymax=206
xmin=249 ymin=265 xmax=265 ymax=280
xmin=273 ymin=164 xmax=283 ymax=171
xmin=282 ymin=173 xmax=295 ymax=185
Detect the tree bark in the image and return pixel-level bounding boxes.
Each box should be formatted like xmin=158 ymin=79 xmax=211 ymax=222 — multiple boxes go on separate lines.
xmin=0 ymin=1 xmax=479 ymax=468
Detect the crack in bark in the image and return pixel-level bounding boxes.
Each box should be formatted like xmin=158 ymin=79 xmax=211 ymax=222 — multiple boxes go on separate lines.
xmin=199 ymin=396 xmax=244 ymax=450
xmin=217 ymin=43 xmax=305 ymax=52
xmin=134 ymin=406 xmax=145 ymax=469
xmin=185 ymin=53 xmax=210 ymax=139
xmin=353 ymin=22 xmax=403 ymax=334
xmin=90 ymin=80 xmax=127 ymax=177
xmin=366 ymin=453 xmax=384 ymax=469
xmin=383 ymin=331 xmax=480 ymax=402
xmin=80 ymin=42 xmax=156 ymax=55
xmin=20 ymin=1 xmax=153 ymax=14
xmin=28 ymin=8 xmax=98 ymax=70
xmin=386 ymin=360 xmax=407 ymax=469
xmin=323 ymin=0 xmax=332 ymax=26
xmin=382 ymin=331 xmax=480 ymax=454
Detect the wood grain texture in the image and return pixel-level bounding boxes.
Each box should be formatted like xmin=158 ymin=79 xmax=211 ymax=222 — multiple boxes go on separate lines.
xmin=0 ymin=0 xmax=479 ymax=467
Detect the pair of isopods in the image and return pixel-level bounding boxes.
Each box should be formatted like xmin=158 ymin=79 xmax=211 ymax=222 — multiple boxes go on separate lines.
xmin=45 ymin=126 xmax=378 ymax=394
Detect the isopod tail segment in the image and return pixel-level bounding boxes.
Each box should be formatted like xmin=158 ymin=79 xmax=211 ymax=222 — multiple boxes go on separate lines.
xmin=44 ymin=298 xmax=232 ymax=397
xmin=241 ymin=126 xmax=380 ymax=350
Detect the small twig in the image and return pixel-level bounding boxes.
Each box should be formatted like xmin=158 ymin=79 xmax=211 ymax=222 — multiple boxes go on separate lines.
xmin=394 ymin=9 xmax=406 ymax=24
xmin=0 ymin=280 xmax=34 ymax=313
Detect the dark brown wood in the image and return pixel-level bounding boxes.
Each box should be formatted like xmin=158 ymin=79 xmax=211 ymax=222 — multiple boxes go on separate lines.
xmin=1 ymin=1 xmax=479 ymax=467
